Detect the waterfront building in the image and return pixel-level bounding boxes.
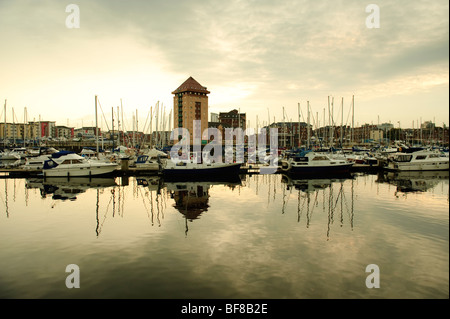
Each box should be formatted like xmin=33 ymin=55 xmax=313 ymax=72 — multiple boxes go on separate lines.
xmin=27 ymin=121 xmax=56 ymax=138
xmin=74 ymin=126 xmax=100 ymax=139
xmin=265 ymin=122 xmax=310 ymax=149
xmin=219 ymin=109 xmax=246 ymax=131
xmin=377 ymin=122 xmax=394 ymax=131
xmin=210 ymin=113 xmax=219 ymax=122
xmin=55 ymin=126 xmax=74 ymax=140
xmin=172 ymin=76 xmax=209 ymax=145
xmin=2 ymin=121 xmax=56 ymax=141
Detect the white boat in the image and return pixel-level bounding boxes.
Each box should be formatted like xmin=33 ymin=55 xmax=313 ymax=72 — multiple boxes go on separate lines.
xmin=386 ymin=149 xmax=449 ymax=171
xmin=279 ymin=151 xmax=353 ymax=176
xmin=135 ymin=148 xmax=168 ymax=171
xmin=0 ymin=150 xmax=21 ymax=160
xmin=42 ymin=151 xmax=118 ymax=177
xmin=23 ymin=154 xmax=52 ymax=170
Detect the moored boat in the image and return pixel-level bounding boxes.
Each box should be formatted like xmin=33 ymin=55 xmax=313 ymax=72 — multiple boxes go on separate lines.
xmin=279 ymin=150 xmax=354 ymax=176
xmin=135 ymin=148 xmax=168 ymax=171
xmin=42 ymin=151 xmax=118 ymax=177
xmin=0 ymin=150 xmax=21 ymax=160
xmin=385 ymin=149 xmax=449 ymax=171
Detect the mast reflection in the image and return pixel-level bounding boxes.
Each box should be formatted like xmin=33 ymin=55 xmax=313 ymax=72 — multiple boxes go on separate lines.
xmin=281 ymin=173 xmax=355 ymax=240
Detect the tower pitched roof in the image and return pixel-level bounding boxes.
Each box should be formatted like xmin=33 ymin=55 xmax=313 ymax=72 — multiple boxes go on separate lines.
xmin=172 ymin=76 xmax=210 ymax=94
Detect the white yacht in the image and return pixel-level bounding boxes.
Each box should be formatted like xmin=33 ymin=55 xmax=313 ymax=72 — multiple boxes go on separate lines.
xmin=42 ymin=151 xmax=118 ymax=177
xmin=23 ymin=154 xmax=52 ymax=170
xmin=386 ymin=149 xmax=449 ymax=171
xmin=0 ymin=150 xmax=21 ymax=160
xmin=135 ymin=148 xmax=168 ymax=171
xmin=279 ymin=151 xmax=353 ymax=176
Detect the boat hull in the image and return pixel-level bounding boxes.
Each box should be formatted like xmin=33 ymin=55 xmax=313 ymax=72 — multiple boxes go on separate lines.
xmin=289 ymin=164 xmax=354 ymax=176
xmin=162 ymin=163 xmax=242 ymax=181
xmin=386 ymin=162 xmax=449 ymax=171
xmin=43 ymin=164 xmax=118 ymax=177
xmin=135 ymin=163 xmax=159 ymax=171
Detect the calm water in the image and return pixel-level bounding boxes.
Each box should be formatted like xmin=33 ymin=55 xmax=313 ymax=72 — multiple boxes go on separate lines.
xmin=0 ymin=170 xmax=448 ymax=299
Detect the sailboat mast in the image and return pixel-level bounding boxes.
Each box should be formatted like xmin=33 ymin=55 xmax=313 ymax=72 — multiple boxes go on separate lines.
xmin=24 ymin=107 xmax=27 ymax=148
xmin=282 ymin=106 xmax=285 ymax=148
xmin=331 ymin=97 xmax=334 ymax=148
xmin=149 ymin=105 xmax=153 ymax=148
xmin=297 ymin=103 xmax=301 ymax=148
xmin=340 ymin=97 xmax=343 ymax=148
xmin=3 ymin=99 xmax=6 ymax=146
xmin=121 ymin=100 xmax=124 ymax=147
xmin=12 ymin=107 xmax=15 ymax=145
xmin=136 ymin=109 xmax=138 ymax=149
xmin=323 ymin=108 xmax=326 ymax=147
xmin=112 ymin=106 xmax=115 ymax=150
xmin=307 ymin=101 xmax=310 ymax=150
xmin=95 ymin=95 xmax=99 ymax=154
xmin=132 ymin=113 xmax=135 ymax=148
xmin=351 ymin=95 xmax=354 ymax=145
xmin=38 ymin=114 xmax=41 ymax=148
xmin=155 ymin=102 xmax=159 ymax=148
xmin=117 ymin=105 xmax=120 ymax=146
xmin=328 ymin=96 xmax=331 ymax=148
xmin=162 ymin=104 xmax=166 ymax=147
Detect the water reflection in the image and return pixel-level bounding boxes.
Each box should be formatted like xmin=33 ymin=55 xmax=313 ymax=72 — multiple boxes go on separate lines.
xmin=7 ymin=170 xmax=449 ymax=241
xmin=135 ymin=176 xmax=167 ymax=228
xmin=26 ymin=177 xmax=117 ymax=201
xmin=165 ymin=176 xmax=242 ymax=235
xmin=281 ymin=173 xmax=355 ymax=240
xmin=0 ymin=171 xmax=448 ymax=298
xmin=377 ymin=170 xmax=449 ymax=194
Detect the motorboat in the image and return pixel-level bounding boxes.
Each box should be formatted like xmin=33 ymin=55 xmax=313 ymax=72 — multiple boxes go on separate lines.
xmin=0 ymin=150 xmax=21 ymax=160
xmin=42 ymin=151 xmax=118 ymax=177
xmin=135 ymin=148 xmax=168 ymax=171
xmin=279 ymin=150 xmax=353 ymax=176
xmin=23 ymin=154 xmax=52 ymax=170
xmin=385 ymin=149 xmax=449 ymax=171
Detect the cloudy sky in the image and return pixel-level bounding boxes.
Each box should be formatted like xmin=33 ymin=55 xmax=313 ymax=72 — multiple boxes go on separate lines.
xmin=0 ymin=0 xmax=448 ymax=132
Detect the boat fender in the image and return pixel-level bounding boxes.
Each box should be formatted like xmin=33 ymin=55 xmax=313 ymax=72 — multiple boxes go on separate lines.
xmin=281 ymin=160 xmax=291 ymax=171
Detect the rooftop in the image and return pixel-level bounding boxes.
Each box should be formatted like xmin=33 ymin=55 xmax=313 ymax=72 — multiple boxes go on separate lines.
xmin=172 ymin=76 xmax=210 ymax=94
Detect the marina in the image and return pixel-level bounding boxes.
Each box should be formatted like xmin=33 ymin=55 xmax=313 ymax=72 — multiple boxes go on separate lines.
xmin=0 ymin=144 xmax=446 ymax=178
xmin=1 ymin=0 xmax=448 ymax=305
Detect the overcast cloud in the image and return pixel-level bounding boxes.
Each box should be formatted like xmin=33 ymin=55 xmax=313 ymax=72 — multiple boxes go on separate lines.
xmin=0 ymin=0 xmax=448 ymax=129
